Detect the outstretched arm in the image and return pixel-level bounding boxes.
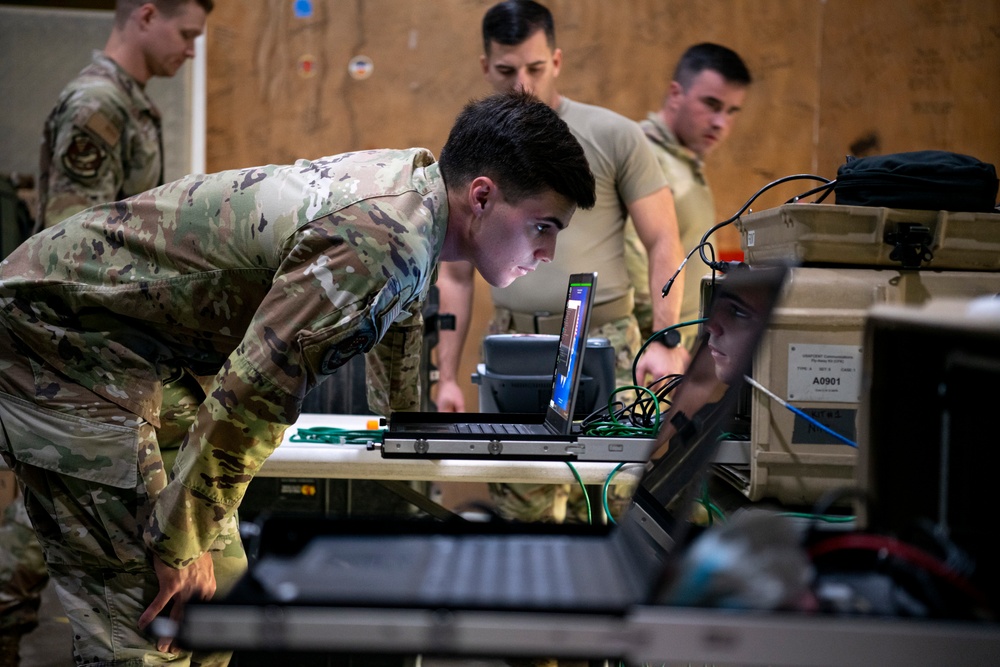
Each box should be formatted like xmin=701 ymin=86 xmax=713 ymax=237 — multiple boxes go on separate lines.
xmin=630 ymin=186 xmax=691 ymax=384
xmin=434 ymin=261 xmax=476 ymax=412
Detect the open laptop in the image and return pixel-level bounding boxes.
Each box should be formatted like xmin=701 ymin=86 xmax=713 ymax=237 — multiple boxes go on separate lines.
xmin=384 ymin=272 xmax=597 ymax=442
xmin=166 ymin=265 xmax=788 ymax=649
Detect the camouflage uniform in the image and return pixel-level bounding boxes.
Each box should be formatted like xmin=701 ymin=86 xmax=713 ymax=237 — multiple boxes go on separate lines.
xmin=625 ymin=112 xmax=717 ymax=351
xmin=36 ymin=50 xmax=164 ymax=232
xmin=0 ymin=490 xmax=48 ymax=667
xmin=5 ymin=50 xmax=163 ymax=665
xmin=0 ymin=148 xmax=446 ymax=665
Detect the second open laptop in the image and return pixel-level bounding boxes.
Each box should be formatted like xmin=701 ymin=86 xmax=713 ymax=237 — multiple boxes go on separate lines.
xmin=174 ymin=265 xmax=788 ymax=639
xmin=383 ymin=271 xmax=598 ymax=442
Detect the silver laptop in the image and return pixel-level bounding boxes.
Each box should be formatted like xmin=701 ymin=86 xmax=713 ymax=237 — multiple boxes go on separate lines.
xmin=383 ymin=272 xmax=597 ymax=442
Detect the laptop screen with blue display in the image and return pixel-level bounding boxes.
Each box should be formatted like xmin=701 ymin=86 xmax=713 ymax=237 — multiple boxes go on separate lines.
xmin=548 ymin=277 xmax=593 ymax=421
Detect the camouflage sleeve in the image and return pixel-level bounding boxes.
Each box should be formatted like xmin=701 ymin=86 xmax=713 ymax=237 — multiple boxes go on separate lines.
xmin=43 ymin=90 xmax=127 ymax=227
xmin=144 ymin=354 xmax=296 ymax=567
xmin=145 ymin=222 xmax=421 ymax=566
xmin=365 ymin=300 xmax=425 ymax=416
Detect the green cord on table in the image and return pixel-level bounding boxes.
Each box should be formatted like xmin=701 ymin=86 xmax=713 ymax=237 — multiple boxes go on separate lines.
xmin=290 ymin=426 xmax=382 ymax=444
xmin=602 ymin=462 xmax=625 ymax=525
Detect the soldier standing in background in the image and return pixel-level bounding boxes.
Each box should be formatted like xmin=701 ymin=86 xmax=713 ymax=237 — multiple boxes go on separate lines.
xmin=626 ymin=43 xmax=752 ymax=349
xmin=435 ymin=0 xmax=688 ymax=523
xmin=36 ymin=0 xmax=212 ymax=231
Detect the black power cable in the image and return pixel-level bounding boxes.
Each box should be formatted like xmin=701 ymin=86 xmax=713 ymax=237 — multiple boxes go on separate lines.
xmin=660 ymin=173 xmax=836 ymax=303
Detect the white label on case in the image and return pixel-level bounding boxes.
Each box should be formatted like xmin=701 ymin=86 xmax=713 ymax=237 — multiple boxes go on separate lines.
xmin=787 ymin=344 xmax=862 ymax=403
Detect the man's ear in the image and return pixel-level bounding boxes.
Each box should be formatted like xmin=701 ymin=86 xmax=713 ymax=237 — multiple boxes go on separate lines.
xmin=666 ymin=80 xmax=685 ymax=109
xmin=135 ymin=2 xmax=157 ymax=30
xmin=468 ymin=176 xmax=497 ymax=216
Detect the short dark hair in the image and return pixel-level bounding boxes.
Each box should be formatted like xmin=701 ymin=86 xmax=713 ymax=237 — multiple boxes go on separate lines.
xmin=482 ymin=0 xmax=555 ymax=56
xmin=116 ymin=0 xmax=214 ymax=26
xmin=439 ymin=91 xmax=595 ymax=211
xmin=674 ymin=43 xmax=752 ymax=89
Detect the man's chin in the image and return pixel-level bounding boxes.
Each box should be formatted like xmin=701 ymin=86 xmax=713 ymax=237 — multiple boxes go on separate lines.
xmin=482 ymin=271 xmax=521 ymax=289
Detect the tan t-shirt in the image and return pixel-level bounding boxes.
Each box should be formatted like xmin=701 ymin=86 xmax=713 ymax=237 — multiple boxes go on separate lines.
xmin=491 ymin=97 xmax=667 ymax=315
xmin=628 ymin=112 xmax=716 ymax=345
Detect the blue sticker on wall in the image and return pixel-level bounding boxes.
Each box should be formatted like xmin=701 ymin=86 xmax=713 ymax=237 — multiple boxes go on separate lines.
xmin=294 ymin=0 xmax=313 ymax=19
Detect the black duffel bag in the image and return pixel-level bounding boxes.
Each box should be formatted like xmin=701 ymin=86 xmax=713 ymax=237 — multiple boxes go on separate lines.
xmin=834 ymin=150 xmax=999 ymax=213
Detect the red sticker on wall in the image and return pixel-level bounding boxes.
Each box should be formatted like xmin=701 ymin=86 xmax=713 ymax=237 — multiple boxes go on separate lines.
xmin=298 ymin=54 xmax=317 ymax=78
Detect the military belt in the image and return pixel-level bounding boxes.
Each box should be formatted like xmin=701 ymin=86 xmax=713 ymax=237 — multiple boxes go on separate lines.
xmin=505 ymin=292 xmax=634 ymax=335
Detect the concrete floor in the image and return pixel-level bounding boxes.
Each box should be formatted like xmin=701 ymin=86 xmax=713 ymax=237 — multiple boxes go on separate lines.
xmin=19 ymin=580 xmax=72 ymax=667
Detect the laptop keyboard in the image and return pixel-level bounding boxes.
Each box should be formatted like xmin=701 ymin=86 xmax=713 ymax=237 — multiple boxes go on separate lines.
xmin=420 ymin=536 xmax=623 ymax=607
xmin=455 ymin=422 xmax=536 ymax=435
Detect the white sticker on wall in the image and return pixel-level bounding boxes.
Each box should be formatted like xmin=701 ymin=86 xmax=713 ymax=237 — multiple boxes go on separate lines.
xmin=348 ymin=55 xmax=374 ymax=80
xmin=787 ymin=343 xmax=862 ymax=403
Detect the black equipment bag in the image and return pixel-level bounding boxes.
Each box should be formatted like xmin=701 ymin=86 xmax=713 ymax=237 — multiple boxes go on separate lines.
xmin=834 ymin=150 xmax=999 ymax=213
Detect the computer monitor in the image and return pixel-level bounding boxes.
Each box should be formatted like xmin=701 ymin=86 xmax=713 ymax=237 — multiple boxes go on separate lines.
xmin=473 ymin=334 xmax=616 ymax=418
xmin=857 ymin=296 xmax=1000 ymax=608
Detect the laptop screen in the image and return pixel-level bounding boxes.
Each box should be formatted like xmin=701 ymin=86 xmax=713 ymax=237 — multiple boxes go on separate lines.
xmin=545 ymin=273 xmax=597 ymax=432
xmin=631 ymin=265 xmax=787 ymax=541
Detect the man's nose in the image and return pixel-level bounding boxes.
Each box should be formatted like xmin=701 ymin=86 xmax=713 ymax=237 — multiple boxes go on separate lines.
xmin=535 ymin=238 xmax=557 ymax=263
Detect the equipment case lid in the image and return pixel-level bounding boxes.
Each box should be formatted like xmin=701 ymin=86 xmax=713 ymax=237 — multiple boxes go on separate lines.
xmin=737 ymin=203 xmax=1000 ymax=270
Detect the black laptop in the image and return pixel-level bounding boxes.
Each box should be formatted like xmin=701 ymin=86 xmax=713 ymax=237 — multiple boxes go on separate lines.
xmin=169 ymin=266 xmax=787 ymax=637
xmin=385 ymin=271 xmax=598 ymax=440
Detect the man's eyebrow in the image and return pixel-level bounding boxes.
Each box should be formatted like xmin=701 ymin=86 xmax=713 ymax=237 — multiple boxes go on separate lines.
xmin=701 ymin=95 xmax=742 ymax=112
xmin=494 ymin=58 xmax=548 ymax=70
xmin=719 ymin=292 xmax=754 ymax=311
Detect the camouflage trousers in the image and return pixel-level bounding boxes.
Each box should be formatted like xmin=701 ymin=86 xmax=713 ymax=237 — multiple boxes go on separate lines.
xmin=486 ymin=311 xmax=641 ymax=524
xmin=623 ymin=218 xmax=655 ymax=344
xmin=0 ymin=489 xmax=49 ymax=667
xmin=0 ymin=493 xmax=47 ymax=635
xmin=0 ymin=328 xmax=245 ymax=666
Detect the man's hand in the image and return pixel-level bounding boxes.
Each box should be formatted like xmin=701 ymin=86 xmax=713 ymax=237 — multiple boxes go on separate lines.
xmin=635 ymin=340 xmax=690 ymax=387
xmin=434 ymin=378 xmax=466 ymax=412
xmin=138 ymin=551 xmax=216 ymax=653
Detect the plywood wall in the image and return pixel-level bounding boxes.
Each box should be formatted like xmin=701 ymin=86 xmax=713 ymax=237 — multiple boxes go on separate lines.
xmin=206 ymin=0 xmax=1000 ymax=411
